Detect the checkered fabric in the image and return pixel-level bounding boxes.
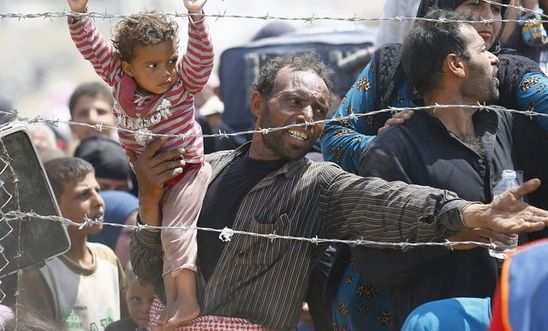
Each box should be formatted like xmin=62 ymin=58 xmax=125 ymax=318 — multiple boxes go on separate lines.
xmin=148 ymin=296 xmax=267 ymax=330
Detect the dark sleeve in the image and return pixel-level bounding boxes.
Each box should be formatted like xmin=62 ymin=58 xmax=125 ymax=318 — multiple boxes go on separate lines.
xmin=354 ymin=134 xmax=451 ymax=287
xmin=129 ymin=221 xmax=165 ymax=300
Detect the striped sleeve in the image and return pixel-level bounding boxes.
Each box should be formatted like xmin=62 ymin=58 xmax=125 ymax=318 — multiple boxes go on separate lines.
xmin=320 ymin=165 xmax=469 ymax=243
xmin=179 ymin=16 xmax=214 ymax=95
xmin=68 ymin=17 xmax=122 ymax=86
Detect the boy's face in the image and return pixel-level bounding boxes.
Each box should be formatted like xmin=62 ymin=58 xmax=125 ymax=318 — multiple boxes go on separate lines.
xmin=126 ymin=279 xmax=155 ymax=328
xmin=70 ymin=95 xmax=116 ymax=140
xmin=122 ymin=39 xmax=179 ymax=95
xmin=58 ymin=172 xmax=104 ymax=235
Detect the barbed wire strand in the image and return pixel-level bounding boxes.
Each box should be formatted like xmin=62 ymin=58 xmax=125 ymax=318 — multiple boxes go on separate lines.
xmin=0 ymin=10 xmax=547 ymax=24
xmin=0 ymin=210 xmax=501 ymax=251
xmin=6 ymin=103 xmax=547 ymax=141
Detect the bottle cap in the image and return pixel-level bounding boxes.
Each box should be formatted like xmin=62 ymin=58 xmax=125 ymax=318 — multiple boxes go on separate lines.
xmin=501 ymin=169 xmax=517 ymax=179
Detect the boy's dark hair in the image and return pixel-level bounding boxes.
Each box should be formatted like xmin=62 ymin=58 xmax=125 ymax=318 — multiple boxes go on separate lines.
xmin=112 ymin=11 xmax=179 ymax=62
xmin=68 ymin=82 xmax=113 ymax=116
xmin=252 ymin=53 xmax=334 ymax=101
xmin=44 ymin=157 xmax=95 ymax=200
xmin=401 ymin=8 xmax=472 ymax=95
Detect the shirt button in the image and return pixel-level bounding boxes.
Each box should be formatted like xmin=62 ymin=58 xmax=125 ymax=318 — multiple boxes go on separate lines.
xmin=478 ymin=159 xmax=483 ymax=164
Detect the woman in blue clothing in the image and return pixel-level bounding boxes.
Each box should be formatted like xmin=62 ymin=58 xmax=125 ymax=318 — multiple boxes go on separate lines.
xmin=322 ymin=0 xmax=548 ymax=173
xmin=322 ymin=0 xmax=548 ymax=330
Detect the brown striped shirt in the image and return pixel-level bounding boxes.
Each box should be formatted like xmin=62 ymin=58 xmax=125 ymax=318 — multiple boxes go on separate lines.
xmin=131 ymin=144 xmax=470 ymax=330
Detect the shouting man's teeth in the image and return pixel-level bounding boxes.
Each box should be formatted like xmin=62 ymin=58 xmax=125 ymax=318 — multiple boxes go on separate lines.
xmin=288 ymin=129 xmax=308 ymax=142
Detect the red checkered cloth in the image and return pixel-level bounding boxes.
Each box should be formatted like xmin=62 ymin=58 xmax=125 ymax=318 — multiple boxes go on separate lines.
xmin=148 ymin=296 xmax=268 ymax=330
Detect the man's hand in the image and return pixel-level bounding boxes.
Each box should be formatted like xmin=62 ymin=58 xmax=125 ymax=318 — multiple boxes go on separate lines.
xmin=126 ymin=138 xmax=186 ymax=226
xmin=378 ymin=110 xmax=414 ymax=135
xmin=463 ymin=179 xmax=548 ymax=234
xmin=67 ymin=0 xmax=88 ymax=13
xmin=184 ymin=0 xmax=207 ymax=14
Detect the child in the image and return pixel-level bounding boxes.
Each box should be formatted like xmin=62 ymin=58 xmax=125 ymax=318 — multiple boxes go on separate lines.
xmin=66 ymin=0 xmax=213 ymax=328
xmin=68 ymin=81 xmax=117 ymax=143
xmin=105 ymin=263 xmax=155 ymax=331
xmin=18 ymin=157 xmax=126 ymax=330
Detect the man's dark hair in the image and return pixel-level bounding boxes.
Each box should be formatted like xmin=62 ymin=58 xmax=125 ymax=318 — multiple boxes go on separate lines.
xmin=68 ymin=82 xmax=113 ymax=116
xmin=253 ymin=53 xmax=334 ymax=101
xmin=44 ymin=157 xmax=95 ymax=200
xmin=401 ymin=9 xmax=472 ymax=95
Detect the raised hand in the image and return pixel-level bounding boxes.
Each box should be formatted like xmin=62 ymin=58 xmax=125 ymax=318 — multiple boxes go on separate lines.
xmin=378 ymin=110 xmax=415 ymax=135
xmin=67 ymin=0 xmax=88 ymax=13
xmin=184 ymin=0 xmax=208 ymax=14
xmin=463 ymin=179 xmax=548 ymax=234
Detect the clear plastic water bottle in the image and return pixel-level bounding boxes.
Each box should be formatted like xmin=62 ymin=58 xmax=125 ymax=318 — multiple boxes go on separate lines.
xmin=488 ymin=169 xmax=519 ymax=259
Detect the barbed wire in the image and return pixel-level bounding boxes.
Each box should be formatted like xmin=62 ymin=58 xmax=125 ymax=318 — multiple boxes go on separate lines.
xmin=0 ymin=10 xmax=547 ymax=24
xmin=0 ymin=210 xmax=501 ymax=251
xmin=5 ymin=103 xmax=548 ymax=141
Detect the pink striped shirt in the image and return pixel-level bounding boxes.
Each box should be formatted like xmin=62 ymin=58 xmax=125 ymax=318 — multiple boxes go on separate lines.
xmin=69 ymin=15 xmax=214 ymax=164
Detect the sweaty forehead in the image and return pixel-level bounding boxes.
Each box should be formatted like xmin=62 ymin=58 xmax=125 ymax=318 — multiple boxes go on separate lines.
xmin=272 ymin=68 xmax=330 ymax=98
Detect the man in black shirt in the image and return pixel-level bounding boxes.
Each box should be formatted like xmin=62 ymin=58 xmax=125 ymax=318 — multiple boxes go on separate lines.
xmin=352 ymin=9 xmax=548 ymax=328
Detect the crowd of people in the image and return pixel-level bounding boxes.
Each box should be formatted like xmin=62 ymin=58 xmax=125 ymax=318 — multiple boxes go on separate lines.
xmin=1 ymin=0 xmax=548 ymax=330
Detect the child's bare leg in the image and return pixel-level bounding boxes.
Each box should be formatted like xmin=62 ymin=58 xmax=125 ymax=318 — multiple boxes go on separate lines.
xmin=162 ymin=273 xmax=177 ymax=321
xmin=163 ymin=269 xmax=200 ymax=329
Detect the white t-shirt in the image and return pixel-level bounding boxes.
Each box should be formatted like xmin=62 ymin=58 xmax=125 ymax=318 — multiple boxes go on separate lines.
xmin=38 ymin=243 xmax=123 ymax=331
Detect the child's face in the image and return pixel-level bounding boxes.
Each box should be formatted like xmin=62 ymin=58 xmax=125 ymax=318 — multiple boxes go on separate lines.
xmin=58 ymin=172 xmax=104 ymax=235
xmin=126 ymin=279 xmax=155 ymax=328
xmin=70 ymin=95 xmax=116 ymax=140
xmin=122 ymin=39 xmax=179 ymax=95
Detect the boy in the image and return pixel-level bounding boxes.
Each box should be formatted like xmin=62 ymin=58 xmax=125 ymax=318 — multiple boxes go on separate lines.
xmin=105 ymin=263 xmax=155 ymax=331
xmin=18 ymin=157 xmax=126 ymax=331
xmin=68 ymin=81 xmax=117 ymax=142
xmin=66 ymin=0 xmax=213 ymax=327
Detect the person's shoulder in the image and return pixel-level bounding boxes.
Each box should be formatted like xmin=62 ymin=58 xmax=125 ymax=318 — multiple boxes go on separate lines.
xmin=87 ymin=242 xmax=119 ymax=263
xmin=205 ymin=149 xmax=236 ymax=164
xmin=498 ymin=53 xmax=543 ymax=75
xmin=304 ymin=160 xmax=351 ymax=180
xmin=369 ymin=116 xmax=418 ymax=148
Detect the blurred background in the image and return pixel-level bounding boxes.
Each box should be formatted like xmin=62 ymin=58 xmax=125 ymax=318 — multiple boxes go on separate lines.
xmin=0 ymin=0 xmax=385 ymax=119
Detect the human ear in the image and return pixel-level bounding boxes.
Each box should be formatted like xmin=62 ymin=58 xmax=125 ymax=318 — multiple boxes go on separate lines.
xmin=445 ymin=54 xmax=466 ymax=79
xmin=250 ymin=90 xmax=265 ymax=119
xmin=122 ymin=61 xmax=135 ymax=78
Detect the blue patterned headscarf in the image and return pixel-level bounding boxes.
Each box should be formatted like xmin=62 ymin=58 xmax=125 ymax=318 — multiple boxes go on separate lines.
xmin=88 ymin=190 xmax=138 ymax=250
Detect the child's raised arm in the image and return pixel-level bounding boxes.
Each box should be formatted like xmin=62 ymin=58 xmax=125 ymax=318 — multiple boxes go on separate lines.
xmin=67 ymin=0 xmax=121 ymax=86
xmin=179 ymin=0 xmax=213 ymax=95
xmin=67 ymin=0 xmax=88 ymax=13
